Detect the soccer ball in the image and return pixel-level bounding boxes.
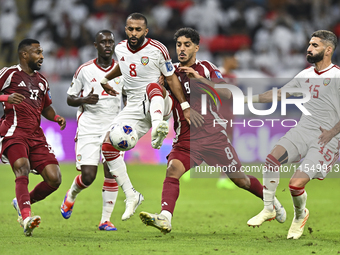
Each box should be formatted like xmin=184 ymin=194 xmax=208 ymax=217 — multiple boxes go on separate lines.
xmin=109 ymin=123 xmax=138 ymax=151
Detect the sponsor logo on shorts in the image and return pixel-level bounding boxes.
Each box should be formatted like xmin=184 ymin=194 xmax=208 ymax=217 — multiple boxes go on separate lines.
xmin=141 ymin=56 xmax=149 ymax=66
xmin=77 ymin=154 xmax=82 ymax=161
xmin=323 ymin=78 xmax=331 ymax=86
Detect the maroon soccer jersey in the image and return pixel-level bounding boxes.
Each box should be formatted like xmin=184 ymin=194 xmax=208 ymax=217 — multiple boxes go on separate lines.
xmin=0 ymin=65 xmax=52 ymax=137
xmin=172 ymin=60 xmax=226 ymax=144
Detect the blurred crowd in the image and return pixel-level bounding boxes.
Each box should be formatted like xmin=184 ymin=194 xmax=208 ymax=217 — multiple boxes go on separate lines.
xmin=2 ymin=0 xmax=340 ymax=80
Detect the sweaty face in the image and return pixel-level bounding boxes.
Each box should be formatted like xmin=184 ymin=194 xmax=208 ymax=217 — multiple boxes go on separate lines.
xmin=306 ymin=37 xmax=325 ymax=64
xmin=125 ymin=19 xmax=148 ymax=50
xmin=95 ymin=32 xmax=115 ymax=59
xmin=26 ymin=43 xmax=44 ymax=71
xmin=176 ymin=36 xmax=198 ymax=66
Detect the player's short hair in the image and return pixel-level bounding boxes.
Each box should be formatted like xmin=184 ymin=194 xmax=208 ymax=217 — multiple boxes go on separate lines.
xmin=311 ymin=30 xmax=337 ymax=51
xmin=126 ymin=13 xmax=147 ymax=27
xmin=95 ymin=30 xmax=114 ymax=41
xmin=174 ymin=27 xmax=200 ymax=45
xmin=18 ymin=39 xmax=40 ymax=52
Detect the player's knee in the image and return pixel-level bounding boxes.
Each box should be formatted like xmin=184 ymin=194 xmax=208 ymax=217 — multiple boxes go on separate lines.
xmin=45 ymin=167 xmax=62 ymax=188
xmin=166 ymin=162 xmax=185 ymax=179
xmin=12 ymin=158 xmax=30 ymax=177
xmin=146 ymin=83 xmax=164 ymax=100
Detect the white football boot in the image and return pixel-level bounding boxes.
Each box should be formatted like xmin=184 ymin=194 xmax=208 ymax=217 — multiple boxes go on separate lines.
xmin=247 ymin=209 xmax=276 ymax=227
xmin=287 ymin=208 xmax=309 ymax=239
xmin=122 ymin=192 xmax=144 ymax=221
xmin=139 ymin=211 xmax=172 ymax=234
xmin=151 ymin=121 xmax=169 ymax=149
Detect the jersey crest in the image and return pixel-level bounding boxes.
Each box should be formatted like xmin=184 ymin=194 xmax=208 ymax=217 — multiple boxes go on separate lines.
xmin=141 ymin=56 xmax=149 ymax=66
xmin=323 ymin=78 xmax=331 ymax=86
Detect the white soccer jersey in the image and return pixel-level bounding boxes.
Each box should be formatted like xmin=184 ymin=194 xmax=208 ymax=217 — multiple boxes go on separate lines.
xmin=67 ymin=58 xmax=123 ymax=137
xmin=115 ymin=38 xmax=174 ymax=102
xmin=283 ymin=64 xmax=340 ymax=139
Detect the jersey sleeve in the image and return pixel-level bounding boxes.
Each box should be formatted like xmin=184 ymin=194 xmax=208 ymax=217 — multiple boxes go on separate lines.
xmin=43 ymin=86 xmax=53 ymax=108
xmin=0 ymin=67 xmax=16 ymax=91
xmin=205 ymin=61 xmax=225 ymax=83
xmin=67 ymin=68 xmax=84 ymax=96
xmin=282 ymin=72 xmax=303 ymax=97
xmin=158 ymin=48 xmax=175 ymax=77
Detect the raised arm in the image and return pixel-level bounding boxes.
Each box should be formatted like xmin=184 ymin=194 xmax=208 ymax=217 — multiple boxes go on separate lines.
xmin=245 ymin=89 xmax=292 ymax=103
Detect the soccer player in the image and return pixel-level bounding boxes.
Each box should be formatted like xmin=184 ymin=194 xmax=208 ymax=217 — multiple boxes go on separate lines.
xmin=0 ymin=38 xmax=66 ymax=236
xmin=99 ymin=13 xmax=190 ymax=221
xmin=60 ymin=30 xmax=121 ymax=231
xmin=246 ymin=30 xmax=340 ymax=239
xmin=139 ymin=27 xmax=286 ymax=234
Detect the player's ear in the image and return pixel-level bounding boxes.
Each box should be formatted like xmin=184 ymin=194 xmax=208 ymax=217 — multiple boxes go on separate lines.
xmin=325 ymin=45 xmax=333 ymax=56
xmin=195 ymin=44 xmax=199 ymax=53
xmin=145 ymin=28 xmax=149 ymax=36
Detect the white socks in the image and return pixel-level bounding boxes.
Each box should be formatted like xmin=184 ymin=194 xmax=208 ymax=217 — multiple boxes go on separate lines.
xmin=150 ymin=96 xmax=164 ymax=130
xmin=263 ymin=170 xmax=280 ymax=211
xmin=107 ymin=156 xmax=135 ymax=198
xmin=101 ymin=189 xmax=118 ymax=223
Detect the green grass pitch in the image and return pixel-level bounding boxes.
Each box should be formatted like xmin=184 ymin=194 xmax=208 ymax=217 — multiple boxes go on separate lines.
xmin=1 ymin=163 xmax=340 ymax=255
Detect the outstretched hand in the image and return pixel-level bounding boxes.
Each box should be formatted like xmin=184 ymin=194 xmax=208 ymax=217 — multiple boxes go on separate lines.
xmin=318 ymin=126 xmax=335 ymax=146
xmin=8 ymin=93 xmax=25 ymax=104
xmin=55 ymin=116 xmax=66 ymax=130
xmin=100 ymin=80 xmax=119 ymax=96
xmin=84 ymin=87 xmax=99 ymax=104
xmin=183 ymin=108 xmax=204 ymax=128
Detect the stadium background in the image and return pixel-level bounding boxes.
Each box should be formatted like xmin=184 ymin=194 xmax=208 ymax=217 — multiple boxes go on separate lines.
xmin=1 ymin=0 xmax=340 ymax=164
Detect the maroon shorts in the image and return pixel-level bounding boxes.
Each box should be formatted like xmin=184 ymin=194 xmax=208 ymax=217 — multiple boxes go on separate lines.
xmin=167 ymin=132 xmax=242 ymax=172
xmin=1 ymin=135 xmax=58 ymax=173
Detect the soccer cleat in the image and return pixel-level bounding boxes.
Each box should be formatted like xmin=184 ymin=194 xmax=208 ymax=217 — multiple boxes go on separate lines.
xmin=12 ymin=198 xmax=24 ymax=227
xmin=151 ymin=121 xmax=169 ymax=149
xmin=98 ymin=221 xmax=117 ymax=231
xmin=60 ymin=190 xmax=75 ymax=219
xmin=23 ymin=215 xmax=41 ymax=236
xmin=247 ymin=208 xmax=276 ymax=227
xmin=121 ymin=192 xmax=144 ymax=221
xmin=287 ymin=208 xmax=309 ymax=240
xmin=139 ymin=211 xmax=172 ymax=234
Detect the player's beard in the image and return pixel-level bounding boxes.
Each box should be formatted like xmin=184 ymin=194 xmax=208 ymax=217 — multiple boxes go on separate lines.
xmin=128 ymin=35 xmax=145 ymax=50
xmin=28 ymin=59 xmax=41 ymax=71
xmin=306 ymin=50 xmax=324 ymax=64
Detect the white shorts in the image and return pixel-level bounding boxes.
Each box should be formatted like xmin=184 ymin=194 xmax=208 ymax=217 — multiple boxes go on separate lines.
xmin=111 ymin=92 xmax=173 ymax=140
xmin=75 ymin=134 xmax=124 ymax=169
xmin=276 ymin=126 xmax=339 ymax=179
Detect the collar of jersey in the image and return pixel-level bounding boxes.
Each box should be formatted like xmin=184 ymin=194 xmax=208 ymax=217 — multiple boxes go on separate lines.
xmin=127 ymin=38 xmax=150 ymax=54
